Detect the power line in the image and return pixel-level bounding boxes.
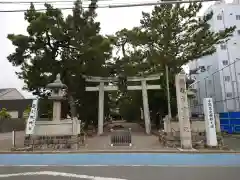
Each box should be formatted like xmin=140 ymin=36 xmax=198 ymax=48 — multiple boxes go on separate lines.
xmin=0 ymin=0 xmax=111 ymax=3
xmin=0 ymin=6 xmax=105 ymax=12
xmin=0 ymin=0 xmax=219 ymax=12
xmin=108 ymin=0 xmax=217 ymax=8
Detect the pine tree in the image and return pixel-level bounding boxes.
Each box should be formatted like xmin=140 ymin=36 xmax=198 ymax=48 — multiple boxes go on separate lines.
xmin=7 ymin=0 xmax=112 ymax=124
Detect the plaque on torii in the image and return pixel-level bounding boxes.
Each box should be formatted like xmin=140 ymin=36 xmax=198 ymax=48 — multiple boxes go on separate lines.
xmin=83 ymin=73 xmax=163 ymax=135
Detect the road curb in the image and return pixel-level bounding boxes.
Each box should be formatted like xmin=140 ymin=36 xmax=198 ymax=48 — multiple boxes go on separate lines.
xmin=0 ymin=150 xmax=240 ymax=154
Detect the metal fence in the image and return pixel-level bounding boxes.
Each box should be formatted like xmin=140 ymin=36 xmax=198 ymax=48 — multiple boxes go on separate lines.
xmin=189 ymin=58 xmax=240 ymax=115
xmin=110 ymin=128 xmax=132 ymax=146
xmin=219 ymin=112 xmax=240 ymax=133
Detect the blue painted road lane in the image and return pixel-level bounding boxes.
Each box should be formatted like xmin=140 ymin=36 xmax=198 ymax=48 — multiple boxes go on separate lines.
xmin=0 ymin=153 xmax=240 ymax=166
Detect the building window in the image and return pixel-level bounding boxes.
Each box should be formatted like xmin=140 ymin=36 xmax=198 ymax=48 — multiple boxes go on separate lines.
xmin=236 ymin=15 xmax=240 ymax=20
xmin=237 ymin=30 xmax=240 ymax=35
xmin=222 ymin=60 xmax=229 ymax=65
xmin=208 ymin=79 xmax=212 ymax=85
xmin=217 ymin=15 xmax=222 ymax=20
xmin=220 ymin=44 xmax=226 ymax=49
xmin=224 ymin=76 xmax=230 ymax=82
xmin=226 ymin=92 xmax=233 ymax=98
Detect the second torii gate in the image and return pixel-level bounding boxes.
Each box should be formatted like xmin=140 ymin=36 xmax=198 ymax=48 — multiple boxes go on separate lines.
xmin=84 ymin=74 xmax=162 ymax=135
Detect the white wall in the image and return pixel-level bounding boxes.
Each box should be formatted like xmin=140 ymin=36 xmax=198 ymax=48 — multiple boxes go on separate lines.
xmin=7 ymin=111 xmax=19 ymax=118
xmin=189 ymin=2 xmax=240 ymax=114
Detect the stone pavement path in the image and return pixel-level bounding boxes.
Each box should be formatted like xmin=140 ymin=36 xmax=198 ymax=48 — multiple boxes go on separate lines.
xmin=84 ymin=132 xmax=165 ymax=150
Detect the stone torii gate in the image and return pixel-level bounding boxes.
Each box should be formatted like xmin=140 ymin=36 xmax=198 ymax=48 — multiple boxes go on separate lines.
xmin=83 ymin=74 xmax=162 ymax=135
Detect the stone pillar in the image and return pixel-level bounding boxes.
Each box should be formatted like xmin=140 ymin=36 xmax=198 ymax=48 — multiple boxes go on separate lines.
xmin=215 ymin=113 xmax=221 ymax=133
xmin=53 ymin=101 xmax=61 ymax=122
xmin=141 ymin=80 xmax=151 ymax=134
xmin=46 ymin=74 xmax=67 ymax=122
xmin=175 ymin=72 xmax=192 ymax=149
xmin=98 ymin=82 xmax=104 ymax=135
xmin=163 ymin=115 xmax=171 ymax=133
xmin=72 ymin=117 xmax=79 ymax=135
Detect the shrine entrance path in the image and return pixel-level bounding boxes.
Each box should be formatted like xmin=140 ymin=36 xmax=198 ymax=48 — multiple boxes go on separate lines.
xmin=84 ymin=121 xmax=171 ymax=150
xmin=0 ymin=121 xmax=175 ymax=151
xmin=85 ymin=132 xmax=166 ymax=150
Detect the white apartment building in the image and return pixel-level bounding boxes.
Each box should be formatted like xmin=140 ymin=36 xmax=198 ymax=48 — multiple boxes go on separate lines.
xmin=189 ymin=0 xmax=240 ymax=114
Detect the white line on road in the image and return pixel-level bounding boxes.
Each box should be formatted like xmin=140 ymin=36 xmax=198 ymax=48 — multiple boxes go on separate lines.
xmin=0 ymin=171 xmax=127 ymax=180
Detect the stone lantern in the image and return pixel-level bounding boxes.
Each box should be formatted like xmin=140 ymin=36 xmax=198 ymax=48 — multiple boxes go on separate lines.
xmin=46 ymin=74 xmax=67 ymax=122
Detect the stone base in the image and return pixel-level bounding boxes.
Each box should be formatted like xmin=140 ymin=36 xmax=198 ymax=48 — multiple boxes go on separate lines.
xmin=23 ymin=134 xmax=85 ymax=150
xmin=33 ymin=119 xmax=81 ymax=136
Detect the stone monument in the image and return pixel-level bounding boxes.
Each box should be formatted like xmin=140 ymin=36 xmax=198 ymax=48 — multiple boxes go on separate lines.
xmin=22 ymin=75 xmax=83 ymax=150
xmin=175 ymin=71 xmax=192 ymax=149
xmin=46 ymin=74 xmax=67 ymax=122
xmin=33 ymin=74 xmax=81 ymax=136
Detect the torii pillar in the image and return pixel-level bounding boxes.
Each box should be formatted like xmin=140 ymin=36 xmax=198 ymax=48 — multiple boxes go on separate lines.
xmin=84 ymin=74 xmax=162 ymax=135
xmin=175 ymin=72 xmax=192 ymax=149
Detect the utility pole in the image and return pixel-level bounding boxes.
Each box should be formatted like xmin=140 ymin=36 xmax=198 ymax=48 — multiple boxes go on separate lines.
xmin=165 ymin=65 xmax=172 ymax=119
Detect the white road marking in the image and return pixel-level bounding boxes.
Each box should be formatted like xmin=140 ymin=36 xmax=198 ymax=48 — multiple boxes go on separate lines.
xmin=0 ymin=171 xmax=127 ymax=180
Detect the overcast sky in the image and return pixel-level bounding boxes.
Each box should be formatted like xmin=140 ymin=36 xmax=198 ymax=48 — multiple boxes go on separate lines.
xmin=0 ymin=0 xmax=227 ymax=98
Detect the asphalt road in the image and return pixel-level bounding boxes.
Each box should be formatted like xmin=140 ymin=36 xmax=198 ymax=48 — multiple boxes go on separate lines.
xmin=0 ymin=166 xmax=239 ymax=180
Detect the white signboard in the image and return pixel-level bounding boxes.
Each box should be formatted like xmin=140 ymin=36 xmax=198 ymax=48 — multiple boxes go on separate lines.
xmin=203 ymin=98 xmax=218 ymax=146
xmin=25 ymin=98 xmax=39 ymax=135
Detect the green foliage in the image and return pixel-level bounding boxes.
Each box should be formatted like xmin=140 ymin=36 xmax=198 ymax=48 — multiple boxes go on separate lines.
xmin=124 ymin=3 xmax=235 ymax=72
xmin=0 ymin=108 xmax=11 ymax=119
xmin=25 ymin=105 xmax=31 ymax=114
xmin=7 ymin=2 xmax=235 ymax=124
xmin=23 ymin=105 xmax=31 ymax=119
xmin=7 ymin=0 xmax=112 ymax=125
xmin=112 ymin=3 xmax=235 ymax=118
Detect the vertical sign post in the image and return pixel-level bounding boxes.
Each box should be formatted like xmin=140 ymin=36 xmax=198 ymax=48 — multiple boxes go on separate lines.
xmin=25 ymin=98 xmax=39 ymax=135
xmin=203 ymin=98 xmax=218 ymax=146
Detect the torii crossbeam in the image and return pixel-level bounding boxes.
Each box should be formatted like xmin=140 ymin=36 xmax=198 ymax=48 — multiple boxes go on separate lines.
xmin=84 ymin=73 xmax=163 ymax=135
